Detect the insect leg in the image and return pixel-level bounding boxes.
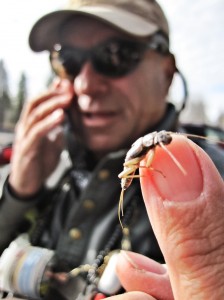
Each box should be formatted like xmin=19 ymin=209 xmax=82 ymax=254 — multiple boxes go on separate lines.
xmin=118 ymin=165 xmax=138 ymax=179
xmin=123 ymin=157 xmax=143 ymax=168
xmin=145 ymin=148 xmax=155 ymax=168
xmin=118 ymin=189 xmax=125 ymax=229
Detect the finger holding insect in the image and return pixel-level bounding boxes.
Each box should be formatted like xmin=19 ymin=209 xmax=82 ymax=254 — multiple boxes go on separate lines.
xmin=118 ymin=129 xmax=223 ymax=227
xmin=139 ymin=134 xmax=224 ymax=300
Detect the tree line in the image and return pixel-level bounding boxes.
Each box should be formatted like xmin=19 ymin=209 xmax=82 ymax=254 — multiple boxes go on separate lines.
xmin=0 ymin=60 xmax=27 ymax=131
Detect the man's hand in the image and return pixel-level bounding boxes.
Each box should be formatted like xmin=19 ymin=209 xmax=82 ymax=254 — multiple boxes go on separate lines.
xmin=9 ymin=79 xmax=74 ymax=197
xmin=110 ymin=135 xmax=224 ymax=299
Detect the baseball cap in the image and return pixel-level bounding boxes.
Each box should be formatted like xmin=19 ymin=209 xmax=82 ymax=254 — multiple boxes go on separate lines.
xmin=29 ymin=0 xmax=169 ymax=52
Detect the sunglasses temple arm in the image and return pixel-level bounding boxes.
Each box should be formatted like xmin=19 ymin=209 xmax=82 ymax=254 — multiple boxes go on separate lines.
xmin=175 ymin=67 xmax=188 ymax=113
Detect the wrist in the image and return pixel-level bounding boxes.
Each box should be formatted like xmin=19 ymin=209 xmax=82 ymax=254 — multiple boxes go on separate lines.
xmin=7 ymin=180 xmax=46 ymax=202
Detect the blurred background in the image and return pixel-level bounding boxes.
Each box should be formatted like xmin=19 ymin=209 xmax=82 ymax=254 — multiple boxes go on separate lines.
xmin=0 ymin=0 xmax=224 ymax=146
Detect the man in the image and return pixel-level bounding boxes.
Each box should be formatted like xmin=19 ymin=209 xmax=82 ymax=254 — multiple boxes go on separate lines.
xmin=0 ymin=0 xmax=223 ymax=299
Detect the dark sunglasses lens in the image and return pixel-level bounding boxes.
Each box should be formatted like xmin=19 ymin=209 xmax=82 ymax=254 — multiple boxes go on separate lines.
xmin=51 ymin=48 xmax=84 ymax=79
xmin=62 ymin=48 xmax=85 ymax=78
xmin=93 ymin=40 xmax=145 ymax=77
xmin=50 ymin=39 xmax=146 ymax=79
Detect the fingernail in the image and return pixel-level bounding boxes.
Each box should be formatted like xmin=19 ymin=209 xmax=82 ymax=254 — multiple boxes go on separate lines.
xmin=145 ymin=136 xmax=203 ymax=202
xmin=120 ymin=251 xmax=167 ymax=275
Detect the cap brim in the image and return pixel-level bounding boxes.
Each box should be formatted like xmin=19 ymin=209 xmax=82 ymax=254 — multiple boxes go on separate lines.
xmin=29 ymin=6 xmax=159 ymax=52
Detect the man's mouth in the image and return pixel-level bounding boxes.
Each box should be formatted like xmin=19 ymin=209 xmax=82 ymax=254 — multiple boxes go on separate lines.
xmin=81 ymin=111 xmax=118 ymax=127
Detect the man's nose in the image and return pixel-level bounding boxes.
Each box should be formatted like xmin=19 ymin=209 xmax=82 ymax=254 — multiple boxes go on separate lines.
xmin=74 ymin=61 xmax=109 ymax=96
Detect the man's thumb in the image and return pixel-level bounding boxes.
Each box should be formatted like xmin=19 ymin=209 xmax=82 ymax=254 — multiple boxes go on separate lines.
xmin=140 ymin=134 xmax=224 ymax=300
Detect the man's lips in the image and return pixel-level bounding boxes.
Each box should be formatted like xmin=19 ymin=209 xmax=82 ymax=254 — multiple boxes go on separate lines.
xmin=81 ymin=111 xmax=119 ymax=127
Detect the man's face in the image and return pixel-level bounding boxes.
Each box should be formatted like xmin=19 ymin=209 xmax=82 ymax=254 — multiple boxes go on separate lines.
xmin=58 ymin=17 xmax=172 ymax=155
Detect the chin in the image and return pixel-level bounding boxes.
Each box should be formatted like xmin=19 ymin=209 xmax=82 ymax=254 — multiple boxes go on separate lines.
xmin=86 ymin=136 xmax=121 ymax=155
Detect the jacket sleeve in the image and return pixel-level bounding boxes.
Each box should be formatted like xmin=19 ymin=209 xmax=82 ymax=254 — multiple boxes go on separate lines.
xmin=0 ymin=178 xmax=45 ymax=252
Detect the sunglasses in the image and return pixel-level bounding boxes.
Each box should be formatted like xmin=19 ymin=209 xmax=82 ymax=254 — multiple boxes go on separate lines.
xmin=50 ymin=34 xmax=169 ymax=80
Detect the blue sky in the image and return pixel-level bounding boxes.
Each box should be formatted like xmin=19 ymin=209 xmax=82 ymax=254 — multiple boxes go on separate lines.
xmin=0 ymin=0 xmax=223 ymax=123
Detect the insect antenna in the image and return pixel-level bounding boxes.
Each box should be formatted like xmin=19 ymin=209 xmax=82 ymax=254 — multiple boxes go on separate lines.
xmin=159 ymin=142 xmax=187 ymax=175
